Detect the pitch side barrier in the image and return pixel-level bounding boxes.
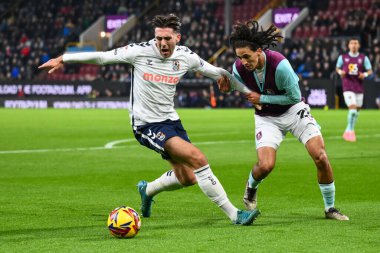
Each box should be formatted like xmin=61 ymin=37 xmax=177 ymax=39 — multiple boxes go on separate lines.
xmin=1 ymin=79 xmax=377 ymax=109
xmin=300 ymin=79 xmax=379 ymax=109
xmin=0 ymin=80 xmax=127 ymax=109
xmin=0 ymin=79 xmax=212 ymax=108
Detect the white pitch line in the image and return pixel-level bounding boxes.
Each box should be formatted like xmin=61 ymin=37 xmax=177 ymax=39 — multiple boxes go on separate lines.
xmin=0 ymin=146 xmax=114 ymax=155
xmin=104 ymin=138 xmax=136 ymax=149
xmin=0 ymin=133 xmax=379 ymax=155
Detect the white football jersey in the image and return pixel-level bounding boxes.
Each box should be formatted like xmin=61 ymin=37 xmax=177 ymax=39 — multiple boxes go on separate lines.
xmin=63 ymin=39 xmax=251 ymax=127
xmin=122 ymin=39 xmax=212 ymax=127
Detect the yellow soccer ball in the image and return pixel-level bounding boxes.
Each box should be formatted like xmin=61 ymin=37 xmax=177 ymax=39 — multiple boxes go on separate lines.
xmin=107 ymin=206 xmax=141 ymax=238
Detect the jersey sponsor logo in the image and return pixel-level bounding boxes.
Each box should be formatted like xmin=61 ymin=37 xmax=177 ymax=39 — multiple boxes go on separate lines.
xmin=143 ymin=72 xmax=180 ymax=85
xmin=172 ymin=60 xmax=180 ymax=71
xmin=348 ymin=63 xmax=358 ymax=75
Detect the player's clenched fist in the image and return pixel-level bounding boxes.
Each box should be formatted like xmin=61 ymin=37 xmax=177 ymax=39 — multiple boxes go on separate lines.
xmin=217 ymin=75 xmax=231 ymax=93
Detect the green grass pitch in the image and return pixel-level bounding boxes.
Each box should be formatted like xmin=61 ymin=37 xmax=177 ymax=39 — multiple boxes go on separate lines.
xmin=0 ymin=108 xmax=379 ymax=252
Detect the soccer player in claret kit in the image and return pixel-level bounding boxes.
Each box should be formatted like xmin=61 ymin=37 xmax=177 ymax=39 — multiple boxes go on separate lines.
xmin=336 ymin=39 xmax=373 ymax=142
xmin=218 ymin=20 xmax=349 ymax=220
xmin=39 ymin=14 xmax=260 ymax=225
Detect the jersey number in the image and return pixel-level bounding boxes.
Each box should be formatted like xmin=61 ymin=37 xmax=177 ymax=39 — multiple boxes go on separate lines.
xmin=297 ymin=108 xmax=311 ymax=119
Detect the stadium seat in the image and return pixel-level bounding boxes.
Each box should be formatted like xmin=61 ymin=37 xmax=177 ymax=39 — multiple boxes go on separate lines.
xmin=303 ymin=26 xmax=311 ymax=38
xmin=362 ymin=0 xmax=370 ymax=9
xmin=294 ymin=26 xmax=304 ymax=38
xmin=353 ymin=0 xmax=362 ymax=9
xmin=319 ymin=26 xmax=329 ymax=37
xmin=311 ymin=26 xmax=320 ymax=38
xmin=336 ymin=0 xmax=345 ymax=9
xmin=344 ymin=0 xmax=352 ymax=8
xmin=328 ymin=1 xmax=336 ymax=11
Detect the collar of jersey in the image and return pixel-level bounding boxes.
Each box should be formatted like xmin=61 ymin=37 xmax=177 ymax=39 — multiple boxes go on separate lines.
xmin=348 ymin=52 xmax=359 ymax=57
xmin=253 ymin=52 xmax=266 ymax=92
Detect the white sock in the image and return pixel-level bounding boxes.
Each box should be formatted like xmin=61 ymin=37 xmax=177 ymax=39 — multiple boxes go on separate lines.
xmin=194 ymin=164 xmax=238 ymax=221
xmin=146 ymin=170 xmax=183 ymax=197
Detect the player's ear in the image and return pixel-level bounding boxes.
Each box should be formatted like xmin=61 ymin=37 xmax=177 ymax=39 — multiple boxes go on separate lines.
xmin=176 ymin=33 xmax=181 ymax=43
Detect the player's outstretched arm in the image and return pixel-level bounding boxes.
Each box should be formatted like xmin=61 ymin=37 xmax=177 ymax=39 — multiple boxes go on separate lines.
xmin=39 ymin=47 xmax=134 ymax=74
xmin=38 ymin=56 xmax=64 ymax=74
xmin=199 ymin=60 xmax=251 ymax=93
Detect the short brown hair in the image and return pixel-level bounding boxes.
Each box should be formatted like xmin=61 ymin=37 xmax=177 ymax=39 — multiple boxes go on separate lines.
xmin=151 ymin=14 xmax=181 ymax=33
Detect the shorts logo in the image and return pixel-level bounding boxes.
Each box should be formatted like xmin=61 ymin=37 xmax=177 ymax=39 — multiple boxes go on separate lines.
xmin=172 ymin=60 xmax=180 ymax=71
xmin=256 ymin=131 xmax=262 ymax=141
xmin=147 ymin=129 xmax=156 ymax=139
xmin=156 ymin=131 xmax=166 ymax=141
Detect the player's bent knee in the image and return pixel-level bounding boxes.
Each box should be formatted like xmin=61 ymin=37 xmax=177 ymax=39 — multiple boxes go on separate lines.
xmin=182 ymin=177 xmax=197 ymax=186
xmin=188 ymin=150 xmax=208 ymax=168
xmin=176 ymin=172 xmax=197 ymax=186
xmin=257 ymin=160 xmax=275 ymax=175
xmin=314 ymin=150 xmax=329 ymax=166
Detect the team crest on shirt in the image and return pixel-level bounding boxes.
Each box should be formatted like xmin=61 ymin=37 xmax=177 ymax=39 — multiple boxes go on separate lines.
xmin=156 ymin=131 xmax=166 ymax=141
xmin=358 ymin=58 xmax=362 ymax=64
xmin=256 ymin=131 xmax=262 ymax=141
xmin=172 ymin=60 xmax=180 ymax=71
xmin=265 ymin=89 xmax=275 ymax=95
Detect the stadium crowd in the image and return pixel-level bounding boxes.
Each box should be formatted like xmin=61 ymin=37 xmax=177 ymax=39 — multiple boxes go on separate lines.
xmin=285 ymin=0 xmax=380 ymax=81
xmin=0 ymin=0 xmax=379 ymax=107
xmin=0 ymin=0 xmax=149 ymax=80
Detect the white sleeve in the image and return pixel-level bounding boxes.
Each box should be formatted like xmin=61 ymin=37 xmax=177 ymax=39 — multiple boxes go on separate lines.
xmin=62 ymin=45 xmax=138 ymax=65
xmin=190 ymin=55 xmax=252 ymax=94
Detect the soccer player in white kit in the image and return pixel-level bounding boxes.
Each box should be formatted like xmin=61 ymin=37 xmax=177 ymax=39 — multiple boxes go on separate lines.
xmin=39 ymin=14 xmax=260 ymax=225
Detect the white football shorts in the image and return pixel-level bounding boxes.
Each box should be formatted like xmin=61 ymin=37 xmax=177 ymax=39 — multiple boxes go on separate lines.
xmin=254 ymin=101 xmax=321 ymax=149
xmin=343 ymin=91 xmax=363 ymax=107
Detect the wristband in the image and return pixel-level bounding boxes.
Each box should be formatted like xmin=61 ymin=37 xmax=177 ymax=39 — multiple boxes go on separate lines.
xmin=364 ymin=72 xmax=368 ymax=77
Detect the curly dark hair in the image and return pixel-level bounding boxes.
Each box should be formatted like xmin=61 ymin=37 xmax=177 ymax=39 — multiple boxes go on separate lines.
xmin=151 ymin=14 xmax=181 ymax=33
xmin=229 ymin=20 xmax=283 ymax=52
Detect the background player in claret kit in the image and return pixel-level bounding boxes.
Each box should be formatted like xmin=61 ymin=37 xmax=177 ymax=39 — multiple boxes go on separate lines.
xmin=218 ymin=20 xmax=349 ymax=221
xmin=336 ymin=39 xmax=373 ymax=142
xmin=39 ymin=14 xmax=260 ymax=225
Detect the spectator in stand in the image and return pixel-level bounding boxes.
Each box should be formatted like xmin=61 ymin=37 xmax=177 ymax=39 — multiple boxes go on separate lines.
xmin=296 ymin=56 xmax=314 ymax=78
